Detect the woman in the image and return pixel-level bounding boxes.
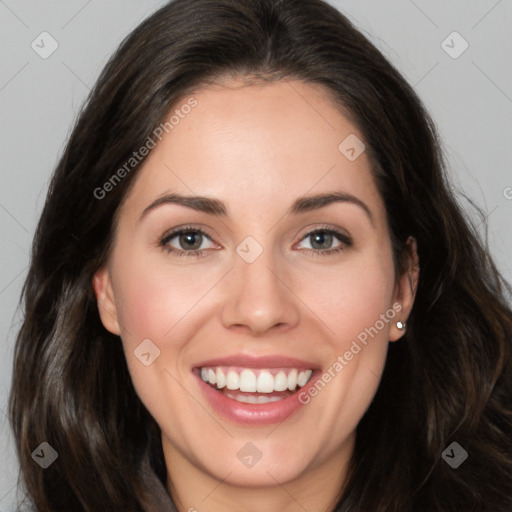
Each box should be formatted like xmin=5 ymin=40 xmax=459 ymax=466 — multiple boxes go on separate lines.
xmin=9 ymin=0 xmax=512 ymax=510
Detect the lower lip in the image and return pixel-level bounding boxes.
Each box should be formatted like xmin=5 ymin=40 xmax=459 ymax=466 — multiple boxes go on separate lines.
xmin=194 ymin=370 xmax=320 ymax=425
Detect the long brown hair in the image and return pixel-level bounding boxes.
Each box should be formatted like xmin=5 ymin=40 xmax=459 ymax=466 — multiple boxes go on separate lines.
xmin=10 ymin=0 xmax=512 ymax=510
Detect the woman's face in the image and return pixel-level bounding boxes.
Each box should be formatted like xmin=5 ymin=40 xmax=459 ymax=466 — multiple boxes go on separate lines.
xmin=94 ymin=78 xmax=416 ymax=495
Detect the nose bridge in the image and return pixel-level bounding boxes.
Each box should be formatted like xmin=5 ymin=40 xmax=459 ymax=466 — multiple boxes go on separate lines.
xmin=220 ymin=238 xmax=300 ymax=334
xmin=238 ymin=246 xmax=280 ymax=298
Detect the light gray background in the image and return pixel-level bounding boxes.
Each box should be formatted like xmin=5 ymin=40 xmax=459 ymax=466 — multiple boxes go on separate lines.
xmin=1 ymin=1 xmax=511 ymax=509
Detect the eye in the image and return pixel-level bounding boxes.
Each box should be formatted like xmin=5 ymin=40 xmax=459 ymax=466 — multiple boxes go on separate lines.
xmin=295 ymin=227 xmax=352 ymax=255
xmin=160 ymin=227 xmax=217 ymax=256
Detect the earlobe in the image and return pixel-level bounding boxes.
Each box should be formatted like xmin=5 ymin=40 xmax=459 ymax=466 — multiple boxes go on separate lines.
xmin=92 ymin=266 xmax=121 ymax=336
xmin=389 ymin=236 xmax=419 ymax=342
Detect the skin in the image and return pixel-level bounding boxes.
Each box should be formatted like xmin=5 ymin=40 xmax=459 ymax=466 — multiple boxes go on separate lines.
xmin=93 ymin=77 xmax=419 ymax=512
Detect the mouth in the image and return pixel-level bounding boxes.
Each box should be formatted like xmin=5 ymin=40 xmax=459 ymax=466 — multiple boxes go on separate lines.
xmin=192 ymin=359 xmax=321 ymax=425
xmin=194 ymin=366 xmax=314 ymax=404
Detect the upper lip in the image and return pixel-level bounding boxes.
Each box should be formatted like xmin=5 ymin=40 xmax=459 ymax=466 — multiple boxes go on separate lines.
xmin=193 ymin=354 xmax=319 ymax=370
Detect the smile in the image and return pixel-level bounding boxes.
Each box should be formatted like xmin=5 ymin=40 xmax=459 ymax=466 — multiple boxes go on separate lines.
xmin=200 ymin=366 xmax=314 ymax=398
xmin=193 ymin=363 xmax=319 ymax=425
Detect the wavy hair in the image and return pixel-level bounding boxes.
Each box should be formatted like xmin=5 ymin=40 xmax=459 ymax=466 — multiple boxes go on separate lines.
xmin=9 ymin=0 xmax=512 ymax=510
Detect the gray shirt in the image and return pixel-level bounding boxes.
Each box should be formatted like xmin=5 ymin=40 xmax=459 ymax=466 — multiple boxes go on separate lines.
xmin=140 ymin=451 xmax=179 ymax=512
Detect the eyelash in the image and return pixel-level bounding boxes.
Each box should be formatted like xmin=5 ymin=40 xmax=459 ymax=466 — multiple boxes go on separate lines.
xmin=159 ymin=224 xmax=352 ymax=258
xmin=159 ymin=225 xmax=215 ymax=258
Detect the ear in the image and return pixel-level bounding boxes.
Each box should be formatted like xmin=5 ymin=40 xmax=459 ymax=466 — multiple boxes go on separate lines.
xmin=389 ymin=236 xmax=419 ymax=342
xmin=92 ymin=266 xmax=121 ymax=336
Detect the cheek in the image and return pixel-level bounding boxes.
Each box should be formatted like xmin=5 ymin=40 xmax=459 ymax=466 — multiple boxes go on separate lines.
xmin=111 ymin=251 xmax=215 ymax=344
xmin=109 ymin=250 xmax=222 ymax=406
xmin=293 ymin=255 xmax=396 ymax=454
xmin=109 ymin=254 xmax=205 ymax=428
xmin=300 ymin=249 xmax=396 ymax=347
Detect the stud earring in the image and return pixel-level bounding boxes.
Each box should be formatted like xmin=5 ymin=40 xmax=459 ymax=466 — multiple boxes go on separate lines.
xmin=396 ymin=320 xmax=406 ymax=330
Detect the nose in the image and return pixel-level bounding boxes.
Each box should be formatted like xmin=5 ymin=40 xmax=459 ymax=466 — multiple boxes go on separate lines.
xmin=220 ymin=247 xmax=300 ymax=336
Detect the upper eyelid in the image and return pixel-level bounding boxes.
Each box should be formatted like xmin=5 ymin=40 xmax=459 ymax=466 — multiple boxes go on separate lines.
xmin=290 ymin=224 xmax=351 ymax=245
xmin=160 ymin=228 xmax=218 ymax=254
xmin=161 ymin=225 xmax=217 ymax=242
xmin=161 ymin=225 xmax=350 ymax=250
xmin=293 ymin=228 xmax=351 ymax=250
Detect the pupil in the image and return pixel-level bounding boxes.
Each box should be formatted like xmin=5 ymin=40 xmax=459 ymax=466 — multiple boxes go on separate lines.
xmin=180 ymin=231 xmax=202 ymax=250
xmin=311 ymin=231 xmax=332 ymax=249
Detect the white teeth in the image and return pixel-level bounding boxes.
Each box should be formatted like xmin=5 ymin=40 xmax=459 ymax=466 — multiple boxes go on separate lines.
xmin=256 ymin=371 xmax=274 ymax=393
xmin=287 ymin=369 xmax=297 ymax=390
xmin=199 ymin=367 xmax=313 ymax=393
xmin=239 ymin=369 xmax=257 ymax=392
xmin=274 ymin=371 xmax=288 ymax=391
xmin=226 ymin=370 xmax=239 ymax=390
xmin=261 ymin=395 xmax=283 ymax=403
xmin=224 ymin=392 xmax=284 ymax=404
xmin=297 ymin=370 xmax=310 ymax=387
xmin=216 ymin=368 xmax=226 ymax=389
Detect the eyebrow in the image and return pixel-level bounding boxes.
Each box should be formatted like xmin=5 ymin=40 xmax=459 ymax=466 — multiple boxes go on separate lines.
xmin=140 ymin=193 xmax=228 ymax=221
xmin=139 ymin=191 xmax=373 ymax=225
xmin=289 ymin=192 xmax=373 ymax=225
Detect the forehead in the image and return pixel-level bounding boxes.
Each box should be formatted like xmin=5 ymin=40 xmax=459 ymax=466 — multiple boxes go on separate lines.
xmin=119 ymin=78 xmax=385 ymax=224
